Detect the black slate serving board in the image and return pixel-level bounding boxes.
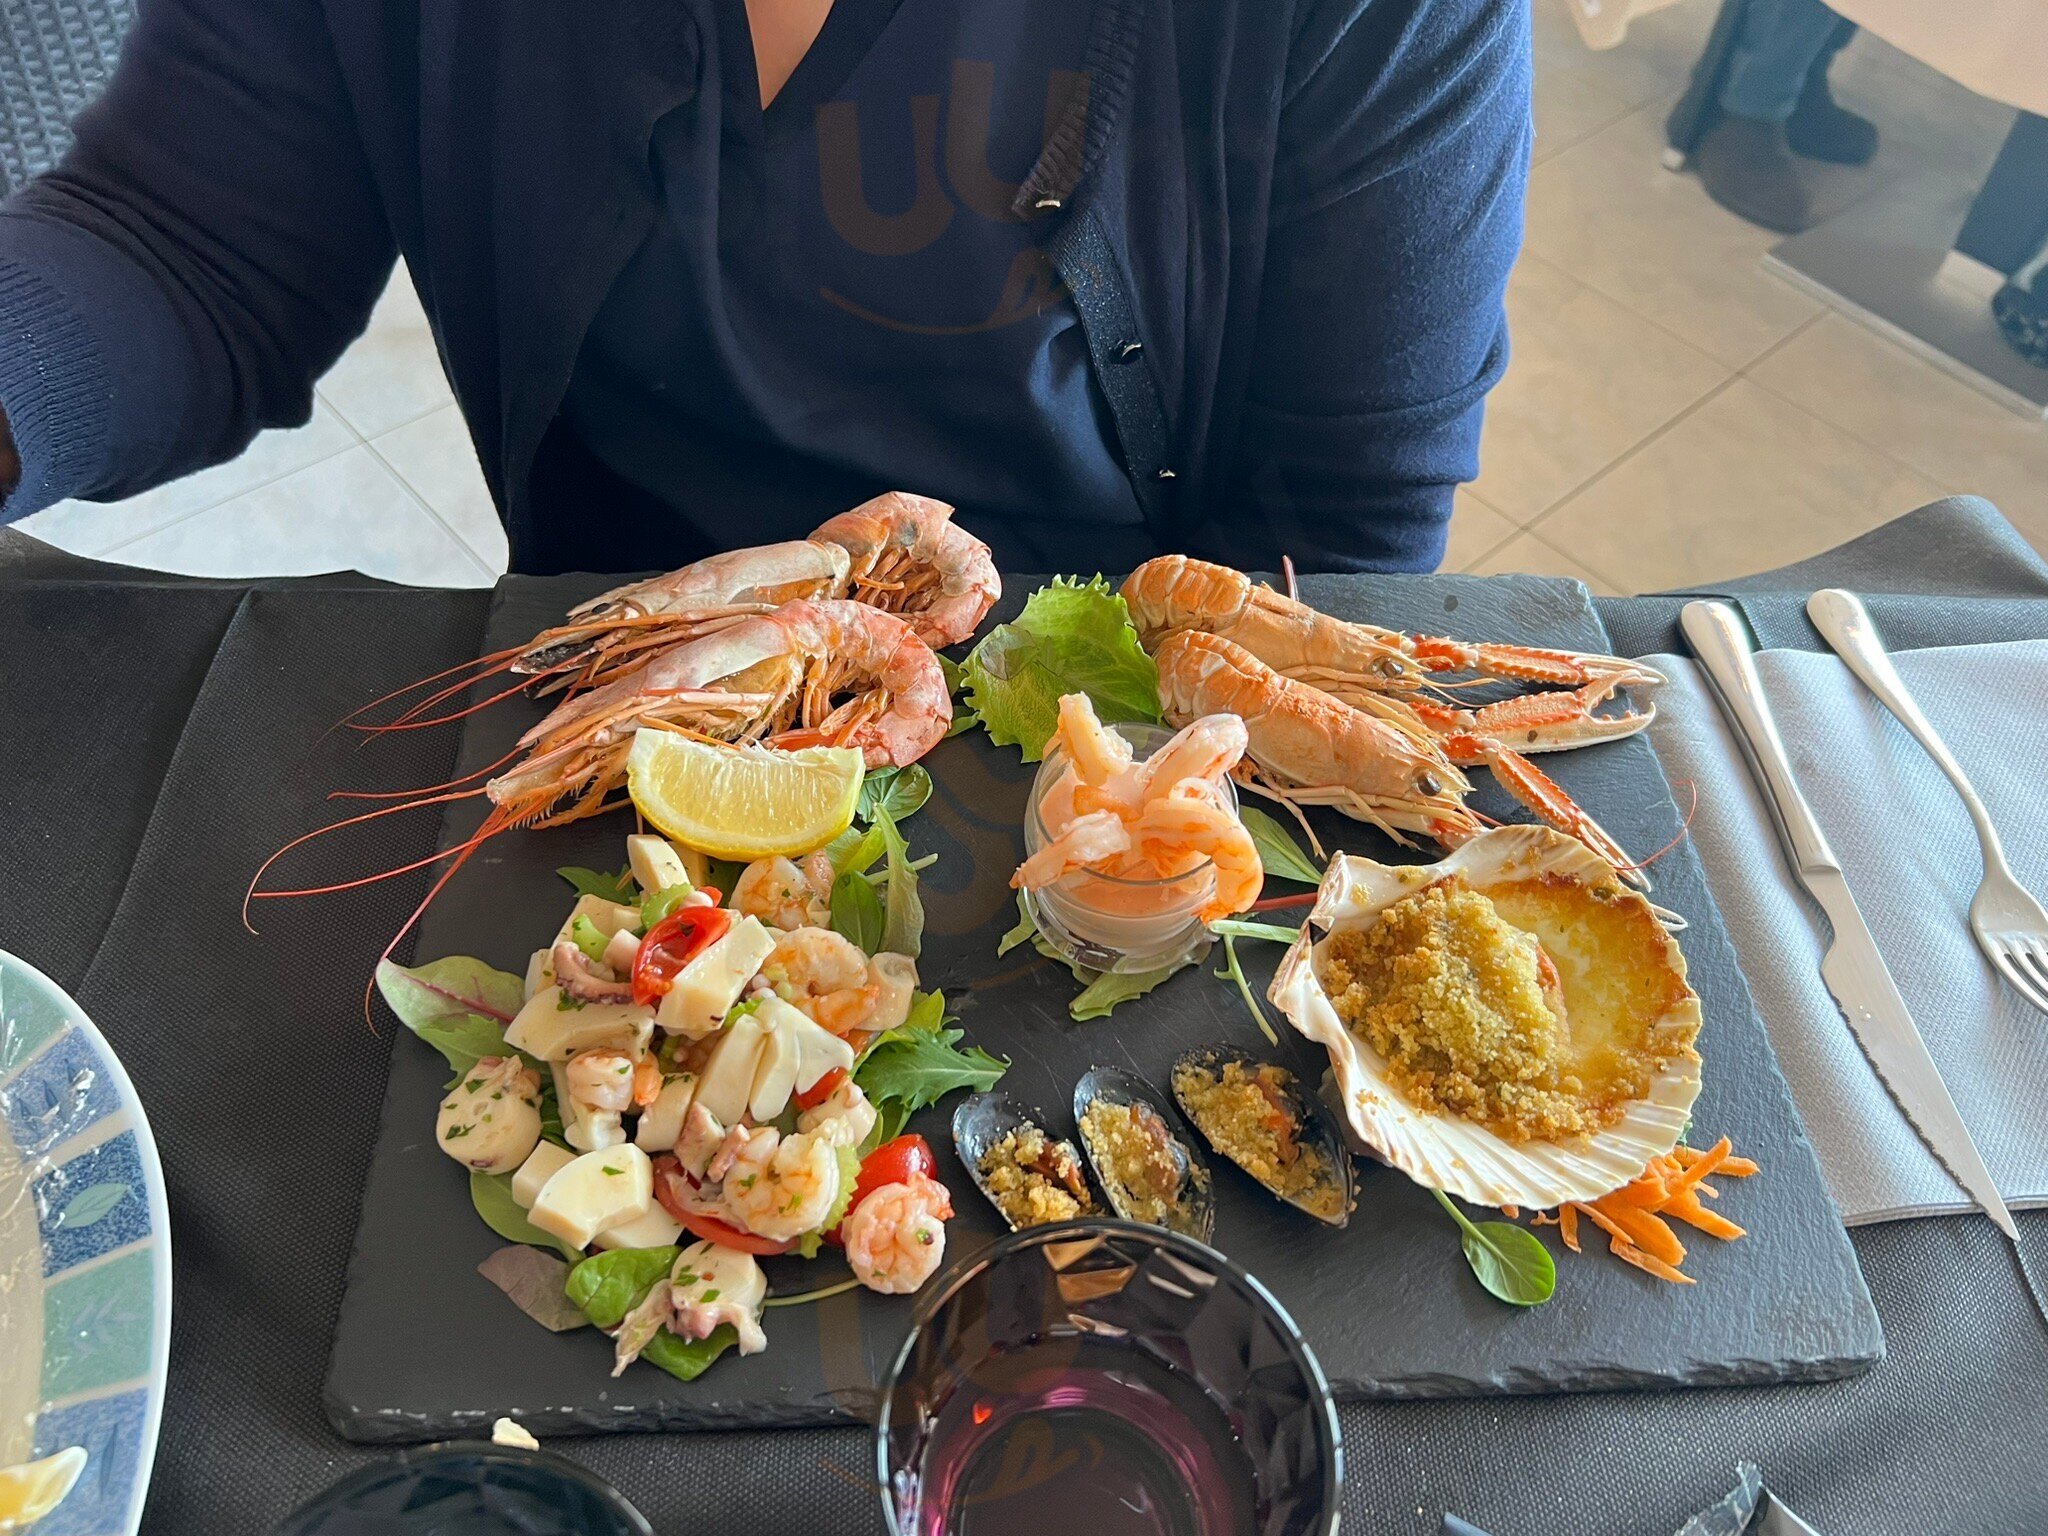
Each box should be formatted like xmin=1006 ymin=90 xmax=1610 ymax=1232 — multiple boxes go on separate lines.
xmin=325 ymin=571 xmax=1882 ymax=1442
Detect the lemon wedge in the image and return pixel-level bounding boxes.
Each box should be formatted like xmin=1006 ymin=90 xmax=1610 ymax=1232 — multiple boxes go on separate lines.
xmin=0 ymin=1446 xmax=87 ymax=1532
xmin=625 ymin=729 xmax=864 ymax=861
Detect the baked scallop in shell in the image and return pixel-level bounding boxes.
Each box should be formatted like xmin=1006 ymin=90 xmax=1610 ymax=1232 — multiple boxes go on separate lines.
xmin=1270 ymin=825 xmax=1702 ymax=1209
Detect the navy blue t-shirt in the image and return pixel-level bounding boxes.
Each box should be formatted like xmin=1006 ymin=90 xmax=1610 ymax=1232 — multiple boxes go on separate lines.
xmin=560 ymin=0 xmax=1148 ymax=571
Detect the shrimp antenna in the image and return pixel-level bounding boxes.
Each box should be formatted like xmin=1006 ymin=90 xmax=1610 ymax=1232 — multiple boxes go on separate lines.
xmin=241 ymin=787 xmax=484 ymax=934
xmin=324 ymin=645 xmax=529 ymax=737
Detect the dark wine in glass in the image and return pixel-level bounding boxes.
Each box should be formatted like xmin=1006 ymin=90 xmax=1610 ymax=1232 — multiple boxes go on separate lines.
xmin=878 ymin=1221 xmax=1341 ymax=1536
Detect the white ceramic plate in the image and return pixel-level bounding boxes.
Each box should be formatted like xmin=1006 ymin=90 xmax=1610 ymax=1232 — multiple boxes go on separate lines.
xmin=0 ymin=951 xmax=171 ymax=1534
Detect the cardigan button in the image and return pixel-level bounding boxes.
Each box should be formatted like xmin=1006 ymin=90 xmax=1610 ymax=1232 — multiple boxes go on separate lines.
xmin=1034 ymin=195 xmax=1063 ymax=211
xmin=1155 ymin=468 xmax=1178 ymax=481
xmin=1117 ymin=341 xmax=1144 ymax=363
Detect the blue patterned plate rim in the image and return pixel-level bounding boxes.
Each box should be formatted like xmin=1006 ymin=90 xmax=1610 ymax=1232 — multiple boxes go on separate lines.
xmin=0 ymin=948 xmax=173 ymax=1536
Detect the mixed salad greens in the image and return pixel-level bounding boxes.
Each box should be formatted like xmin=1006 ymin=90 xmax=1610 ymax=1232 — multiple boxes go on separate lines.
xmin=381 ymin=783 xmax=1005 ymax=1382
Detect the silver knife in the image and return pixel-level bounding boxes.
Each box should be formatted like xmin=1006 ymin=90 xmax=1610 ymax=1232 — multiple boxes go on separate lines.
xmin=1680 ymin=600 xmax=2016 ymax=1238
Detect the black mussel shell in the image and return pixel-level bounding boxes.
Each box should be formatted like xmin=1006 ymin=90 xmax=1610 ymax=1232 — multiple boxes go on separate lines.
xmin=1071 ymin=1067 xmax=1216 ymax=1242
xmin=951 ymin=1092 xmax=1096 ymax=1233
xmin=1167 ymin=1044 xmax=1355 ymax=1228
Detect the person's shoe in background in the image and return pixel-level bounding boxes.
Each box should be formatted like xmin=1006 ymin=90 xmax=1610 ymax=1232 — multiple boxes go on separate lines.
xmin=1695 ymin=114 xmax=1819 ymax=234
xmin=1992 ymin=277 xmax=2048 ymax=370
xmin=1786 ymin=70 xmax=1879 ymax=165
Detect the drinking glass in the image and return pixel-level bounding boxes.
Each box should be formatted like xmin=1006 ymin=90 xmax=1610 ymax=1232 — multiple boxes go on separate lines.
xmin=274 ymin=1442 xmax=653 ymax=1535
xmin=876 ymin=1219 xmax=1342 ymax=1536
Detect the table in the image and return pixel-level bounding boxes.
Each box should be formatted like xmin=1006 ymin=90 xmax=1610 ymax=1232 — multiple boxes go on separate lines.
xmin=4 ymin=495 xmax=2045 ymax=1535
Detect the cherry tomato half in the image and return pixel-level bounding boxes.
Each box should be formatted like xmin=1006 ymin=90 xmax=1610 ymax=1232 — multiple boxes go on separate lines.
xmin=651 ymin=1155 xmax=792 ymax=1256
xmin=825 ymin=1133 xmax=936 ymax=1246
xmin=793 ymin=1066 xmax=849 ymax=1113
xmin=631 ymin=902 xmax=731 ymax=1008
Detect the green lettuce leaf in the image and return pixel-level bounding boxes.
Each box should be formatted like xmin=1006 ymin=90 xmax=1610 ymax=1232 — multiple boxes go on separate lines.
xmin=557 ymin=864 xmax=637 ymax=904
xmin=960 ymin=576 xmax=1161 ymax=761
xmin=855 ymin=1018 xmax=1006 ymax=1111
xmin=471 ymin=1172 xmax=583 ymax=1263
xmin=1068 ymin=960 xmax=1185 ymax=1021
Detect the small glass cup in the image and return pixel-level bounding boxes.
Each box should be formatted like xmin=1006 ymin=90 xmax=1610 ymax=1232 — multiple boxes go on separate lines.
xmin=876 ymin=1219 xmax=1343 ymax=1536
xmin=1022 ymin=722 xmax=1236 ymax=975
xmin=273 ymin=1442 xmax=654 ymax=1535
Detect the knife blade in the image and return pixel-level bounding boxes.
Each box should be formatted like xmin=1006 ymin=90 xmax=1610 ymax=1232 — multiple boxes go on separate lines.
xmin=1680 ymin=600 xmax=2017 ymax=1238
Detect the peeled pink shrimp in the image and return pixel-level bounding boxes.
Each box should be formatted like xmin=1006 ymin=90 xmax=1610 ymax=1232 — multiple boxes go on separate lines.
xmin=1056 ymin=692 xmax=1134 ymax=786
xmin=1136 ymin=713 xmax=1247 ymax=797
xmin=842 ymin=1174 xmax=953 ymax=1294
xmin=1129 ymin=780 xmax=1264 ymax=921
xmin=1011 ymin=810 xmax=1132 ymax=891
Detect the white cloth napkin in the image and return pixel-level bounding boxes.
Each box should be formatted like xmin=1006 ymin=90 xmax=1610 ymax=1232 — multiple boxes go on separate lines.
xmin=1645 ymin=639 xmax=2048 ymax=1225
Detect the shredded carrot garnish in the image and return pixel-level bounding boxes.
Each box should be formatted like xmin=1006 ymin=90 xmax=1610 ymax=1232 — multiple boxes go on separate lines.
xmin=1500 ymin=1205 xmax=1520 ymax=1220
xmin=1550 ymin=1136 xmax=1758 ymax=1285
xmin=1611 ymin=1240 xmax=1695 ymax=1285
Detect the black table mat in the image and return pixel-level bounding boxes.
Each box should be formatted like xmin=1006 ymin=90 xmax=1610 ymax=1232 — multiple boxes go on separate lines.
xmin=324 ymin=569 xmax=1874 ymax=1442
xmin=4 ymin=511 xmax=2045 ymax=1534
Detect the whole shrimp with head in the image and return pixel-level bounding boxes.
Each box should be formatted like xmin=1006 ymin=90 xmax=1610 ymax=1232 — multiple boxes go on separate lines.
xmin=1012 ymin=693 xmax=1264 ymax=924
xmin=248 ymin=597 xmax=950 ymax=997
xmin=810 ymin=492 xmax=1001 ymax=648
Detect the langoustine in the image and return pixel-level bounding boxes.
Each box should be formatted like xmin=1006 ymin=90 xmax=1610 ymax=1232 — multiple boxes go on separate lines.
xmin=1126 ymin=556 xmax=1654 ymax=878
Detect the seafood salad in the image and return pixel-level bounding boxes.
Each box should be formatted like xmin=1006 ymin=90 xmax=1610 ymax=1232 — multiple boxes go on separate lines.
xmin=395 ymin=820 xmax=1004 ymax=1382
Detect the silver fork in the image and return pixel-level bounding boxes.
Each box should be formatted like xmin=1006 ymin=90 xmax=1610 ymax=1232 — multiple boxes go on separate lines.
xmin=1808 ymin=588 xmax=2048 ymax=1017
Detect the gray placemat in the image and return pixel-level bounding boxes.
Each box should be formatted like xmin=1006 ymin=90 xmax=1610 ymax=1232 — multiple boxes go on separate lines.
xmin=1647 ymin=640 xmax=2048 ymax=1223
xmin=0 ymin=0 xmax=133 ymax=193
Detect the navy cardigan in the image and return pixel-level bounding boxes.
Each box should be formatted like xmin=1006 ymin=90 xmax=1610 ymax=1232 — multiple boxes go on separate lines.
xmin=0 ymin=0 xmax=1529 ymax=573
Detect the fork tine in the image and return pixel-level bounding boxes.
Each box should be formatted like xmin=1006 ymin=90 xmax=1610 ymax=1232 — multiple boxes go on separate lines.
xmin=2019 ymin=938 xmax=2048 ymax=1000
xmin=1990 ymin=943 xmax=2048 ymax=1017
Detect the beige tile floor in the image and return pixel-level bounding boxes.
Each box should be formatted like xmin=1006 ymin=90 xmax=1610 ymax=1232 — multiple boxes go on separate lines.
xmin=15 ymin=0 xmax=2047 ymax=591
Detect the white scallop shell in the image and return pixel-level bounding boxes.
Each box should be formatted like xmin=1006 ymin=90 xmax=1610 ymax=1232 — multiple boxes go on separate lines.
xmin=1269 ymin=826 xmax=1703 ymax=1209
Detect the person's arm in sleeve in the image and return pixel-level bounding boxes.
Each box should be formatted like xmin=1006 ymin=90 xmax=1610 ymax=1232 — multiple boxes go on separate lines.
xmin=1203 ymin=0 xmax=1531 ymax=572
xmin=0 ymin=0 xmax=396 ymax=518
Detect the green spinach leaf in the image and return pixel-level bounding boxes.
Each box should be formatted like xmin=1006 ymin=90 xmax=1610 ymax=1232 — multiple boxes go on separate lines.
xmin=471 ymin=1172 xmax=583 ymax=1263
xmin=375 ymin=956 xmax=527 ymax=1081
xmin=1238 ymin=806 xmax=1324 ymax=886
xmin=640 ymin=1326 xmax=738 ymax=1382
xmin=872 ymin=806 xmax=924 ymax=958
xmin=858 ymin=764 xmax=933 ymax=824
xmin=566 ymin=1245 xmax=681 ymax=1327
xmin=1430 ymin=1189 xmax=1556 ymax=1307
xmin=829 ymin=871 xmax=886 ymax=954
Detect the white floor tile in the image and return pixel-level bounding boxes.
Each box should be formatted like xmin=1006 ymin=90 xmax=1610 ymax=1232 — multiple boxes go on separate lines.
xmin=1532 ymin=377 xmax=1944 ymax=593
xmin=1475 ymin=254 xmax=1730 ymax=522
xmin=370 ymin=405 xmax=509 ymax=575
xmin=316 ymin=265 xmax=456 ymax=439
xmin=1524 ymin=104 xmax=1824 ymax=370
xmin=1747 ymin=312 xmax=2048 ymax=547
xmin=16 ymin=401 xmax=357 ymax=556
xmin=107 ymin=445 xmax=493 ymax=588
xmin=1444 ymin=492 xmax=1518 ymax=571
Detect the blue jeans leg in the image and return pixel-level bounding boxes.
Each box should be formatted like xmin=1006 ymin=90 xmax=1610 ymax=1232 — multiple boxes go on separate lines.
xmin=1718 ymin=0 xmax=1845 ymax=123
